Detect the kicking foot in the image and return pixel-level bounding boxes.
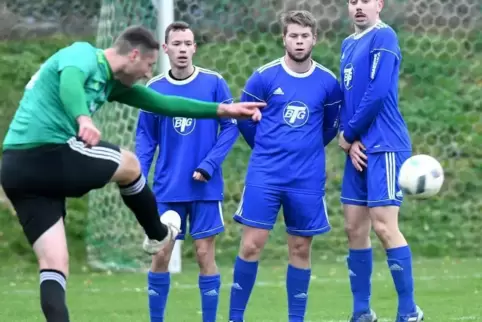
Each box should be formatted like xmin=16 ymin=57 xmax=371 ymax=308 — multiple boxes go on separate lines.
xmin=142 ymin=210 xmax=181 ymax=255
xmin=350 ymin=309 xmax=378 ymax=322
xmin=396 ymin=305 xmax=424 ymax=322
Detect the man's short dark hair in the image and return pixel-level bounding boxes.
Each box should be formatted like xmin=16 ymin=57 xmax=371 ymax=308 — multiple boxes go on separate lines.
xmin=164 ymin=21 xmax=191 ymax=43
xmin=114 ymin=25 xmax=160 ymax=55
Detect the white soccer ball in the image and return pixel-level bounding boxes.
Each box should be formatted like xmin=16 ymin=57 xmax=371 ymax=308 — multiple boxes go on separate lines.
xmin=398 ymin=154 xmax=444 ymax=199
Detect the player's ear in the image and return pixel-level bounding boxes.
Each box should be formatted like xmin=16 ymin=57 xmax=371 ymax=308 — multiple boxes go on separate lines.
xmin=162 ymin=43 xmax=168 ymax=53
xmin=193 ymin=42 xmax=197 ymax=54
xmin=377 ymin=0 xmax=384 ymax=12
xmin=129 ymin=48 xmax=140 ymax=62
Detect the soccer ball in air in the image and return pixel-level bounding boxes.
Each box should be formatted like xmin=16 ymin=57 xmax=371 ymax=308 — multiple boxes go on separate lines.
xmin=398 ymin=154 xmax=444 ymax=199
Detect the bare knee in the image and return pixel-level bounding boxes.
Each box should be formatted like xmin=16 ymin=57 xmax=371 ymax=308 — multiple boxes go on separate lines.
xmin=370 ymin=206 xmax=406 ymax=249
xmin=239 ymin=227 xmax=269 ymax=261
xmin=287 ymin=235 xmax=312 ymax=268
xmin=150 ymin=242 xmax=174 ymax=272
xmin=344 ymin=205 xmax=371 ymax=248
xmin=34 ymin=219 xmax=69 ymax=277
xmin=195 ymin=237 xmax=217 ymax=275
xmin=111 ymin=150 xmax=141 ymax=186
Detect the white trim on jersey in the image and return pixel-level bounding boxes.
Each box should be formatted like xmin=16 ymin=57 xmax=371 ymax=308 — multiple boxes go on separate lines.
xmin=280 ymin=57 xmax=317 ymax=78
xmin=165 ymin=66 xmax=200 ymax=85
xmin=242 ymin=89 xmax=265 ymax=102
xmin=67 ymin=137 xmax=121 ymax=165
xmin=257 ymin=58 xmax=282 ymax=73
xmin=353 ymin=20 xmax=387 ymax=39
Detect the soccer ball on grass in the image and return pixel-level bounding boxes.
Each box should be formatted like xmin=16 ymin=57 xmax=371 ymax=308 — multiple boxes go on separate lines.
xmin=398 ymin=154 xmax=444 ymax=199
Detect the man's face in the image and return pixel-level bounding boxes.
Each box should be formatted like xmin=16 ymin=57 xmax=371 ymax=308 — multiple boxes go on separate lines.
xmin=283 ymin=24 xmax=316 ymax=63
xmin=119 ymin=48 xmax=158 ymax=86
xmin=162 ymin=29 xmax=196 ymax=69
xmin=348 ymin=0 xmax=383 ymax=30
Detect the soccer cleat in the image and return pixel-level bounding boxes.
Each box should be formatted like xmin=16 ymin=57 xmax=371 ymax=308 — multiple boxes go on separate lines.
xmin=350 ymin=309 xmax=378 ymax=322
xmin=142 ymin=210 xmax=181 ymax=255
xmin=396 ymin=306 xmax=424 ymax=322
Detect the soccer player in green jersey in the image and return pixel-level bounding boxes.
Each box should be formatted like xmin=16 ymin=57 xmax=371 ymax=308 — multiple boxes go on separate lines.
xmin=0 ymin=26 xmax=264 ymax=322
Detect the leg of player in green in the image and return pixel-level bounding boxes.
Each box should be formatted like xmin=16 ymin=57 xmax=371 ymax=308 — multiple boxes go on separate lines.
xmin=1 ymin=25 xmax=264 ymax=322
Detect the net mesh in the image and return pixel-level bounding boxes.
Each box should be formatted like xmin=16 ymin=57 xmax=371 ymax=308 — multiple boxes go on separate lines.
xmin=85 ymin=0 xmax=482 ymax=271
xmin=4 ymin=0 xmax=478 ymax=270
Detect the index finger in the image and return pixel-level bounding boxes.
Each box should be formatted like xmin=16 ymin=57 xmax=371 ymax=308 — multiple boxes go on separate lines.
xmin=242 ymin=102 xmax=266 ymax=109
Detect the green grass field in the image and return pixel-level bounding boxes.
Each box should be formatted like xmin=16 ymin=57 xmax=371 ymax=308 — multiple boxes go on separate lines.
xmin=1 ymin=258 xmax=481 ymax=321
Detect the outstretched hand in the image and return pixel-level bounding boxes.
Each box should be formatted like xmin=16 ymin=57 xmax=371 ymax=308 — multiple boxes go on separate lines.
xmin=217 ymin=102 xmax=265 ymax=122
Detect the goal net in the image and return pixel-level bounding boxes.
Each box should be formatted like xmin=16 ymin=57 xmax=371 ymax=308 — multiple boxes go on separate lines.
xmin=87 ymin=0 xmax=482 ymax=271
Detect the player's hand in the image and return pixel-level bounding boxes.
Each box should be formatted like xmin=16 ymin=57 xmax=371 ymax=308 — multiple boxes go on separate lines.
xmin=338 ymin=131 xmax=351 ymax=153
xmin=349 ymin=141 xmax=367 ymax=172
xmin=77 ymin=115 xmax=101 ymax=146
xmin=192 ymin=171 xmax=208 ymax=182
xmin=217 ymin=102 xmax=265 ymax=122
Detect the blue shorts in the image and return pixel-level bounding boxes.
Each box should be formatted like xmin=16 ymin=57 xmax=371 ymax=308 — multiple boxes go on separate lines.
xmin=233 ymin=185 xmax=331 ymax=236
xmin=341 ymin=151 xmax=411 ymax=208
xmin=157 ymin=201 xmax=224 ymax=240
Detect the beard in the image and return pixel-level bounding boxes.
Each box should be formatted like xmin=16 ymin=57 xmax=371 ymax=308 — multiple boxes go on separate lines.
xmin=286 ymin=49 xmax=312 ymax=63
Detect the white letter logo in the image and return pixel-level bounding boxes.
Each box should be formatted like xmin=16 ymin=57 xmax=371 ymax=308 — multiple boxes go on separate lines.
xmin=173 ymin=117 xmax=196 ymax=135
xmin=283 ymin=101 xmax=309 ymax=128
xmin=344 ymin=63 xmax=354 ymax=90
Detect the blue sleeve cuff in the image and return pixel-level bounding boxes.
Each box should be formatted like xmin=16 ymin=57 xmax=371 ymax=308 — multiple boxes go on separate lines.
xmin=197 ymin=161 xmax=215 ymax=179
xmin=343 ymin=127 xmax=357 ymax=144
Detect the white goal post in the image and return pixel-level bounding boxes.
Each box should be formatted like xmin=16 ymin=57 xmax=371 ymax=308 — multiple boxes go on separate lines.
xmin=155 ymin=0 xmax=183 ymax=274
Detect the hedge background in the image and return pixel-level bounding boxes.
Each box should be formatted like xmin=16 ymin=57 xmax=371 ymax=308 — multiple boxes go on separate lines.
xmin=0 ymin=0 xmax=481 ymax=268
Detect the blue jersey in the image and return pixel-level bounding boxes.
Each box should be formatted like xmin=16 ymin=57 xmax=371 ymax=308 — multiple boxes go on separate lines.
xmin=238 ymin=58 xmax=342 ymax=194
xmin=340 ymin=21 xmax=411 ymax=153
xmin=135 ymin=67 xmax=238 ymax=202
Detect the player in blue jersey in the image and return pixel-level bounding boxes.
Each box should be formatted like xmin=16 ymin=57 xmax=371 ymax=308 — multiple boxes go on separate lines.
xmin=338 ymin=1 xmax=424 ymax=322
xmin=228 ymin=10 xmax=342 ymax=322
xmin=135 ymin=21 xmax=239 ymax=322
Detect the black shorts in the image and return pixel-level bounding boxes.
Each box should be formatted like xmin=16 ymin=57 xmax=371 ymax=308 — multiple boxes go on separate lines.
xmin=0 ymin=137 xmax=121 ymax=245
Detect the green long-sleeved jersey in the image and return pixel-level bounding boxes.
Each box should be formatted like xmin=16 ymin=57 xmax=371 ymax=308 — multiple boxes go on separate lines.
xmin=3 ymin=42 xmax=220 ymax=149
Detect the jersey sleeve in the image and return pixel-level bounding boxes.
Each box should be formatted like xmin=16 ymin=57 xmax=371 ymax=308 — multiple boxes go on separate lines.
xmin=343 ymin=28 xmax=400 ymax=143
xmin=196 ymin=77 xmax=239 ymax=179
xmin=238 ymin=71 xmax=265 ymax=148
xmin=323 ymin=78 xmax=343 ymax=146
xmin=135 ymin=110 xmax=159 ymax=179
xmin=215 ymin=75 xmax=235 ymax=104
xmin=57 ymin=43 xmax=97 ymax=77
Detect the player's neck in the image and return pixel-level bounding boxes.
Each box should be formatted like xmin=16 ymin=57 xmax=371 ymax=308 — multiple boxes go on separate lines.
xmin=354 ymin=19 xmax=381 ymax=34
xmin=283 ymin=55 xmax=312 ymax=74
xmin=170 ymin=65 xmax=195 ymax=80
xmin=103 ymin=48 xmax=123 ymax=73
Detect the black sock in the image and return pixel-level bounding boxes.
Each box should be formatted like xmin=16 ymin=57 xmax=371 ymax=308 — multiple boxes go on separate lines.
xmin=40 ymin=269 xmax=69 ymax=322
xmin=119 ymin=174 xmax=168 ymax=241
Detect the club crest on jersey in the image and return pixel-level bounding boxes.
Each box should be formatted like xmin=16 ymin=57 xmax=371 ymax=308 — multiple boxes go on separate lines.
xmin=173 ymin=117 xmax=196 ymax=135
xmin=343 ymin=63 xmax=354 ymax=90
xmin=283 ymin=101 xmax=309 ymax=128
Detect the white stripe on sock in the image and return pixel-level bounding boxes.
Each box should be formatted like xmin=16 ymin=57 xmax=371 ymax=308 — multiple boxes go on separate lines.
xmin=40 ymin=271 xmax=66 ymax=290
xmin=119 ymin=175 xmax=146 ymax=196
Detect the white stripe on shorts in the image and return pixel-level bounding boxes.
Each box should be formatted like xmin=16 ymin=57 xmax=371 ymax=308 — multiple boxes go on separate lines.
xmin=67 ymin=137 xmax=121 ymax=165
xmin=384 ymin=152 xmax=396 ymax=200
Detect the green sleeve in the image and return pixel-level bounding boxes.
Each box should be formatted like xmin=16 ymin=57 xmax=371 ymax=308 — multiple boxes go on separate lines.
xmin=109 ymin=83 xmax=219 ymax=118
xmin=59 ymin=67 xmax=90 ymax=119
xmin=57 ymin=42 xmax=97 ymax=76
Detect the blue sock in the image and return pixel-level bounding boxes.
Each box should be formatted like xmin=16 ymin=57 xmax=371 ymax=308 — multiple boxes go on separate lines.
xmin=286 ymin=264 xmax=311 ymax=322
xmin=347 ymin=248 xmax=373 ymax=314
xmin=387 ymin=245 xmax=416 ymax=315
xmin=199 ymin=274 xmax=221 ymax=322
xmin=147 ymin=271 xmax=170 ymax=322
xmin=228 ymin=256 xmax=258 ymax=321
